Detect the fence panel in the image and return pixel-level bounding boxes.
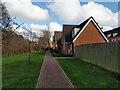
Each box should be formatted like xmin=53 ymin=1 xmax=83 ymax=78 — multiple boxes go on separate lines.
xmin=75 ymin=42 xmax=120 ymax=74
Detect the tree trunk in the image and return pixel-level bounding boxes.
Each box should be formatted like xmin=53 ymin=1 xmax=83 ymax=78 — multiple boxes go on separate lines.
xmin=29 ymin=41 xmax=31 ymax=64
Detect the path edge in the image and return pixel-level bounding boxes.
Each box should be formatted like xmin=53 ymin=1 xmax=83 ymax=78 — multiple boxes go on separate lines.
xmin=57 ymin=60 xmax=75 ymax=88
xmin=36 ymin=51 xmax=46 ymax=88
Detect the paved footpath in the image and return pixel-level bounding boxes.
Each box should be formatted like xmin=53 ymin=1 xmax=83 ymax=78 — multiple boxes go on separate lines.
xmin=36 ymin=51 xmax=74 ymax=88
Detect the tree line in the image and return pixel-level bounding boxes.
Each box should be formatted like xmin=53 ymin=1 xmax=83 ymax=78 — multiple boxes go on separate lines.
xmin=0 ymin=2 xmax=51 ymax=56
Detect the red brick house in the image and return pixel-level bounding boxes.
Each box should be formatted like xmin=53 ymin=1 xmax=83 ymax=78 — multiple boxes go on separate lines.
xmin=52 ymin=31 xmax=62 ymax=49
xmin=52 ymin=36 xmax=56 ymax=49
xmin=61 ymin=16 xmax=109 ymax=55
xmin=61 ymin=25 xmax=79 ymax=54
xmin=104 ymin=27 xmax=120 ymax=42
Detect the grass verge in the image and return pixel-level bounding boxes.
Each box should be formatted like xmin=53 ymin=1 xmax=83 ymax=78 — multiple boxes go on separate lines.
xmin=56 ymin=58 xmax=120 ymax=88
xmin=2 ymin=51 xmax=46 ymax=88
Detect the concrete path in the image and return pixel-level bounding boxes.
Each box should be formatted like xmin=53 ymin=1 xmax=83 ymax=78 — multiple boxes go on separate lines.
xmin=36 ymin=51 xmax=74 ymax=89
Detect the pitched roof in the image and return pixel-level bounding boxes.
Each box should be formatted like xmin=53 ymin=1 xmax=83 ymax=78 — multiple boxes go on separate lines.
xmin=63 ymin=25 xmax=79 ymax=42
xmin=104 ymin=27 xmax=120 ymax=37
xmin=72 ymin=17 xmax=91 ymax=40
xmin=72 ymin=16 xmax=109 ymax=42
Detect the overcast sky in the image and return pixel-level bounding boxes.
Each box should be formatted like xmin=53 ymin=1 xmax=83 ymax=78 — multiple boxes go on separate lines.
xmin=1 ymin=0 xmax=119 ymax=39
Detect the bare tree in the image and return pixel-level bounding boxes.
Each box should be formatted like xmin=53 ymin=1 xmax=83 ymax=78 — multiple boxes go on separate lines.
xmin=0 ymin=2 xmax=29 ymax=56
xmin=38 ymin=29 xmax=51 ymax=50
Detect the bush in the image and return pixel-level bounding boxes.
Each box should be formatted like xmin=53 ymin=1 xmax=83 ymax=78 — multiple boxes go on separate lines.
xmin=50 ymin=49 xmax=73 ymax=57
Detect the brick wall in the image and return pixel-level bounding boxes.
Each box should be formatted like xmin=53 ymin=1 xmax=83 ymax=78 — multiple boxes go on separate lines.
xmin=61 ymin=43 xmax=72 ymax=54
xmin=74 ymin=21 xmax=106 ymax=46
xmin=108 ymin=36 xmax=120 ymax=42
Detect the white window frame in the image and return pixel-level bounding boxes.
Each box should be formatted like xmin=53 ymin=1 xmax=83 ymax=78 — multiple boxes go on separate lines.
xmin=107 ymin=34 xmax=111 ymax=38
xmin=113 ymin=33 xmax=118 ymax=37
xmin=68 ymin=49 xmax=70 ymax=53
xmin=70 ymin=44 xmax=72 ymax=50
xmin=74 ymin=28 xmax=80 ymax=36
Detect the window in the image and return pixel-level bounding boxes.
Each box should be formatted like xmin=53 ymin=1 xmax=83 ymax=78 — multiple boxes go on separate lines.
xmin=111 ymin=39 xmax=113 ymax=42
xmin=118 ymin=37 xmax=120 ymax=40
xmin=70 ymin=44 xmax=72 ymax=50
xmin=72 ymin=28 xmax=80 ymax=38
xmin=68 ymin=49 xmax=70 ymax=53
xmin=107 ymin=34 xmax=111 ymax=38
xmin=74 ymin=28 xmax=80 ymax=35
xmin=113 ymin=33 xmax=118 ymax=37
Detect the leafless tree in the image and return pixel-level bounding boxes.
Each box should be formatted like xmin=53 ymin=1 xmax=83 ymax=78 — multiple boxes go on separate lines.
xmin=1 ymin=2 xmax=29 ymax=56
xmin=38 ymin=29 xmax=51 ymax=50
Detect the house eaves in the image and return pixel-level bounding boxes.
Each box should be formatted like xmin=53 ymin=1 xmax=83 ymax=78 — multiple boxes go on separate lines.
xmin=72 ymin=17 xmax=109 ymax=42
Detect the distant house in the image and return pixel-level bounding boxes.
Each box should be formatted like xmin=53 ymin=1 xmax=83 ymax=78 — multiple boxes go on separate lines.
xmin=104 ymin=27 xmax=120 ymax=42
xmin=52 ymin=31 xmax=62 ymax=49
xmin=31 ymin=41 xmax=38 ymax=46
xmin=52 ymin=36 xmax=56 ymax=49
xmin=61 ymin=16 xmax=109 ymax=55
xmin=61 ymin=25 xmax=79 ymax=54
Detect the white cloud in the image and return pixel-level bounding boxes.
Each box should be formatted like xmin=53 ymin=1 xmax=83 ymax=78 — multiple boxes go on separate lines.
xmin=30 ymin=22 xmax=62 ymax=38
xmin=12 ymin=24 xmax=27 ymax=34
xmin=29 ymin=22 xmax=62 ymax=41
xmin=102 ymin=26 xmax=113 ymax=32
xmin=12 ymin=22 xmax=62 ymax=41
xmin=12 ymin=24 xmax=44 ymax=40
xmin=29 ymin=24 xmax=48 ymax=31
xmin=2 ymin=0 xmax=51 ymax=21
xmin=118 ymin=10 xmax=120 ymax=27
xmin=48 ymin=0 xmax=118 ymax=26
xmin=29 ymin=24 xmax=48 ymax=37
xmin=12 ymin=24 xmax=29 ymax=39
xmin=49 ymin=22 xmax=62 ymax=36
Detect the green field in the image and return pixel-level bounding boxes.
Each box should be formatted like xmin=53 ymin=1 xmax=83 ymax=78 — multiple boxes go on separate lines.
xmin=56 ymin=58 xmax=120 ymax=88
xmin=2 ymin=51 xmax=46 ymax=88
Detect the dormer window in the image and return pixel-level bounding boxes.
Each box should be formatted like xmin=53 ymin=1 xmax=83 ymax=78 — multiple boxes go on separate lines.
xmin=107 ymin=34 xmax=111 ymax=38
xmin=74 ymin=28 xmax=80 ymax=35
xmin=72 ymin=28 xmax=80 ymax=38
xmin=113 ymin=33 xmax=118 ymax=37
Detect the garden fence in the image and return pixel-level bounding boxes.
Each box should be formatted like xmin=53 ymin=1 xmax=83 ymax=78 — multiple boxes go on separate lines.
xmin=75 ymin=42 xmax=120 ymax=74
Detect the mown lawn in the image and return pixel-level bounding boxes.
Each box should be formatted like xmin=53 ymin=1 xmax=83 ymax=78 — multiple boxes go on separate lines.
xmin=56 ymin=58 xmax=120 ymax=88
xmin=2 ymin=51 xmax=46 ymax=88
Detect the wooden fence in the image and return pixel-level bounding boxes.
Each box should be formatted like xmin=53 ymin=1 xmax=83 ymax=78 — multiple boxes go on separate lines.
xmin=75 ymin=42 xmax=120 ymax=74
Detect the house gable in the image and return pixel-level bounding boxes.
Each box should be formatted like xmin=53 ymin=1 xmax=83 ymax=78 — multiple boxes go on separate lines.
xmin=73 ymin=17 xmax=109 ymax=43
xmin=73 ymin=19 xmax=109 ymax=46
